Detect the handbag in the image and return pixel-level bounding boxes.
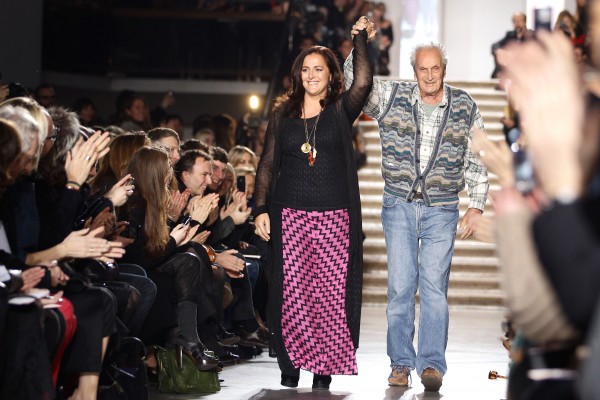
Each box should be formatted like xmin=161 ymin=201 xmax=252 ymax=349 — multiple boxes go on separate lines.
xmin=154 ymin=346 xmax=220 ymax=394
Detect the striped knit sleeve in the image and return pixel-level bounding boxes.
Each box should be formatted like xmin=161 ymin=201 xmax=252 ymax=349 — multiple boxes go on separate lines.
xmin=464 ymin=109 xmax=489 ymax=210
xmin=343 ymin=51 xmax=393 ymax=120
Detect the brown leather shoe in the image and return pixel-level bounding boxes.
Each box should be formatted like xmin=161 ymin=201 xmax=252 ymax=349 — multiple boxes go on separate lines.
xmin=421 ymin=367 xmax=443 ymax=392
xmin=388 ymin=366 xmax=411 ymax=386
xmin=237 ymin=328 xmax=269 ymax=348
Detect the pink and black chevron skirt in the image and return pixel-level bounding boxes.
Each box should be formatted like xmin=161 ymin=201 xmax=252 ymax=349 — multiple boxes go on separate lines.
xmin=281 ymin=207 xmax=357 ymax=375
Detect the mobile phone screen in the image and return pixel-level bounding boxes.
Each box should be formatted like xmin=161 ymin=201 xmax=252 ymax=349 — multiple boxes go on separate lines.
xmin=534 ymin=7 xmax=552 ymax=31
xmin=237 ymin=176 xmax=246 ymax=193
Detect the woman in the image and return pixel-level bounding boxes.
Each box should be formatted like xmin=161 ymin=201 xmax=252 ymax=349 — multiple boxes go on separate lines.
xmin=228 ymin=145 xmax=258 ymax=170
xmin=253 ymin=18 xmax=373 ymax=389
xmin=117 ymin=94 xmax=152 ymax=132
xmin=119 ymin=146 xmax=220 ymax=370
xmin=90 ymin=132 xmax=150 ymax=197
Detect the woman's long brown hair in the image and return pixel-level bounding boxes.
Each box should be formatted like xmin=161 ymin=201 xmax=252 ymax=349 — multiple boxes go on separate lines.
xmin=91 ymin=132 xmax=149 ymax=194
xmin=125 ymin=146 xmax=171 ymax=259
xmin=274 ymin=45 xmax=344 ymax=118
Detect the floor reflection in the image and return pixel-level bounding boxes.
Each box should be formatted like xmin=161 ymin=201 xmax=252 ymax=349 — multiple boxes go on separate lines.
xmin=247 ymin=388 xmax=352 ymax=399
xmin=383 ymin=386 xmax=443 ymax=400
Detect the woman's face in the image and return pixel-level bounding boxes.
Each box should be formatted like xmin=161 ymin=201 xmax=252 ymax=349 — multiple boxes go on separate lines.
xmin=126 ymin=99 xmax=146 ymax=123
xmin=79 ymin=104 xmax=95 ymax=124
xmin=301 ymin=53 xmax=332 ymax=99
xmin=219 ymin=169 xmax=234 ymax=196
xmin=244 ymin=173 xmax=255 ymax=199
xmin=198 ymin=132 xmax=216 ymax=147
xmin=236 ymin=153 xmax=253 ymax=168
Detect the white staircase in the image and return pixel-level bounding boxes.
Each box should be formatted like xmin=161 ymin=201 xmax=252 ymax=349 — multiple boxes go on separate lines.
xmin=359 ymin=80 xmax=506 ymax=307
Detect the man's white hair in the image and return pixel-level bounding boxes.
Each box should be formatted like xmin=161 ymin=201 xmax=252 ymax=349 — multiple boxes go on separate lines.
xmin=0 ymin=105 xmax=41 ymax=153
xmin=410 ymin=42 xmax=449 ymax=71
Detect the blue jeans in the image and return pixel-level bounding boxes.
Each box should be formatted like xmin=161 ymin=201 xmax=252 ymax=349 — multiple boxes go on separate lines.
xmin=382 ymin=194 xmax=459 ymax=376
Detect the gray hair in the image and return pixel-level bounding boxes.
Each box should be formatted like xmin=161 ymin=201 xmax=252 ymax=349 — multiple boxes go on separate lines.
xmin=0 ymin=105 xmax=41 ymax=154
xmin=409 ymin=42 xmax=449 ymax=72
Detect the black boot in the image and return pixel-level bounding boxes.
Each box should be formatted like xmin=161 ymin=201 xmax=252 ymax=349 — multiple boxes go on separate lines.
xmin=170 ymin=301 xmax=219 ymax=371
xmin=312 ymin=374 xmax=331 ymax=390
xmin=281 ymin=370 xmax=300 ymax=388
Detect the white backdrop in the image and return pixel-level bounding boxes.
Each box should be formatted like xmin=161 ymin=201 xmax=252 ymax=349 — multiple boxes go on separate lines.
xmin=379 ymin=0 xmax=579 ymax=80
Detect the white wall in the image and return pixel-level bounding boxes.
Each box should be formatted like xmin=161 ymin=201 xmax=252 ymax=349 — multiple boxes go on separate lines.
xmin=442 ymin=0 xmax=527 ymax=80
xmin=382 ymin=0 xmax=582 ymax=81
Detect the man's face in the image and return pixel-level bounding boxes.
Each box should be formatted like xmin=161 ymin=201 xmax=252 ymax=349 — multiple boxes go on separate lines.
xmin=156 ymin=136 xmax=181 ymax=165
xmin=182 ymin=157 xmax=212 ymax=197
xmin=36 ymin=87 xmax=56 ymax=108
xmin=208 ymin=159 xmax=227 ymax=191
xmin=162 ymin=118 xmax=183 ymax=135
xmin=16 ymin=135 xmax=40 ymax=177
xmin=513 ymin=14 xmax=526 ymax=33
xmin=414 ymin=48 xmax=445 ymax=100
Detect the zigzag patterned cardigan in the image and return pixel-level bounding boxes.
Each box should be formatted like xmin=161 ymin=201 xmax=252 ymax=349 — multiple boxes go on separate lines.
xmin=378 ymin=83 xmax=477 ymax=205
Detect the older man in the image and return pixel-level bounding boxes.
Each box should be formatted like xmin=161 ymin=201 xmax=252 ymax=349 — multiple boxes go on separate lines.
xmin=344 ymin=41 xmax=488 ymax=391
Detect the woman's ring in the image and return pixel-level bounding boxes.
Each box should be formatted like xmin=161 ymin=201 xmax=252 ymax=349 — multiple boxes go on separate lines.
xmin=85 ymin=156 xmax=91 ymax=161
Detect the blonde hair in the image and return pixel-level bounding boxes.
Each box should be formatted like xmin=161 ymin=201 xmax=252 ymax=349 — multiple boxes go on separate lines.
xmin=228 ymin=145 xmax=258 ymax=170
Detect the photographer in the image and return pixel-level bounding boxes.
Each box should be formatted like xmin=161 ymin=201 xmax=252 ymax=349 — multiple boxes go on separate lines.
xmin=491 ymin=12 xmax=533 ymax=79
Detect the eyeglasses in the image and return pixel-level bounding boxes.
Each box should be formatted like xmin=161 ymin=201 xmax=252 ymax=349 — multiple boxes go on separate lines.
xmin=47 ymin=125 xmax=60 ymax=141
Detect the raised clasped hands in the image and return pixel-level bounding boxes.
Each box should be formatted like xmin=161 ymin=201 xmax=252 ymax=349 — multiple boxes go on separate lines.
xmin=351 ymin=15 xmax=376 ymax=41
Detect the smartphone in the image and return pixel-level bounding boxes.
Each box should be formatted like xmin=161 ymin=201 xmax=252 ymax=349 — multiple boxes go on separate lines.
xmin=236 ymin=175 xmax=246 ymax=193
xmin=123 ymin=223 xmax=141 ymax=239
xmin=534 ymin=7 xmax=552 ymax=31
xmin=504 ymin=127 xmax=535 ymax=193
xmin=181 ymin=215 xmax=192 ymax=226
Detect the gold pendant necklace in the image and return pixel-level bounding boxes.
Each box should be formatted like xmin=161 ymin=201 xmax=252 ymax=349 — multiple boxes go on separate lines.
xmin=302 ymin=105 xmax=323 ymax=164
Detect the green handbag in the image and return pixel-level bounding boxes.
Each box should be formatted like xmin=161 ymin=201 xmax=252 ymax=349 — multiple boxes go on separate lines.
xmin=154 ymin=346 xmax=221 ymax=394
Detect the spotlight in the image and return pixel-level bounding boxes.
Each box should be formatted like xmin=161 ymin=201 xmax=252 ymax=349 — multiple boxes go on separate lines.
xmin=249 ymin=95 xmax=259 ymax=111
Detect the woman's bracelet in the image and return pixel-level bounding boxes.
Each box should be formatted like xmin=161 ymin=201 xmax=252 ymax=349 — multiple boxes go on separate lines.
xmin=66 ymin=180 xmax=81 ymax=191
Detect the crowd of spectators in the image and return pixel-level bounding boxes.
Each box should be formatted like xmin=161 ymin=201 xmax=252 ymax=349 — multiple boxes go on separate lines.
xmin=0 ymin=77 xmax=275 ymax=397
xmin=0 ymin=3 xmax=378 ymax=390
xmin=479 ymin=1 xmax=600 ymax=398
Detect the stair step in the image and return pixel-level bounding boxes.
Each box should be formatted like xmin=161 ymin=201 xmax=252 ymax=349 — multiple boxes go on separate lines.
xmin=363 ymin=237 xmax=496 ymax=257
xmin=363 ymin=254 xmax=499 ymax=274
xmin=360 ymin=196 xmax=494 ymax=216
xmin=362 ymin=287 xmax=505 ymax=307
xmin=363 ymin=271 xmax=502 ymax=290
xmin=356 ymin=79 xmax=506 ymax=308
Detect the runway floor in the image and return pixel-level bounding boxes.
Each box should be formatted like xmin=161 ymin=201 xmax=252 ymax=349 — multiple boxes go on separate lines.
xmin=149 ymin=305 xmax=509 ymax=400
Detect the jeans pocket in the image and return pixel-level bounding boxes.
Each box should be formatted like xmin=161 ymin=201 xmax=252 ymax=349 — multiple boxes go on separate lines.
xmin=382 ymin=194 xmax=398 ymax=208
xmin=440 ymin=202 xmax=459 ymax=212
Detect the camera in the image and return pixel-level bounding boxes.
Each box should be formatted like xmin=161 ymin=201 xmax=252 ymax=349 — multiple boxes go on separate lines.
xmin=534 ymin=7 xmax=552 ymax=31
xmin=504 ymin=127 xmax=535 ymax=193
xmin=7 ymin=82 xmax=29 ymax=99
